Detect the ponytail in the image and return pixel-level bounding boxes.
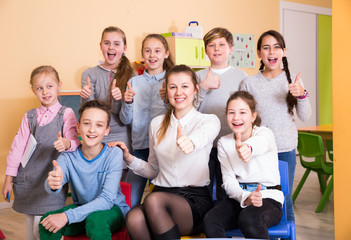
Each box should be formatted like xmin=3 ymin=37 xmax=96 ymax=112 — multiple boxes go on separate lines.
xmin=282 ymin=56 xmax=297 ymax=115
xmin=156 ymin=106 xmax=174 ymax=145
xmin=112 ymin=55 xmax=135 ymax=98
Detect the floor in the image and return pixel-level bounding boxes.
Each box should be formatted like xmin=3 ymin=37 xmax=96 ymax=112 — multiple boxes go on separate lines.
xmin=0 ymin=157 xmax=334 ymax=240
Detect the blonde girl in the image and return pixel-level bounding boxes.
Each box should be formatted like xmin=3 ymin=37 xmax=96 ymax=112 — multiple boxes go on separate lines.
xmin=119 ymin=34 xmax=174 ymax=207
xmin=1 ymin=66 xmax=80 ymax=240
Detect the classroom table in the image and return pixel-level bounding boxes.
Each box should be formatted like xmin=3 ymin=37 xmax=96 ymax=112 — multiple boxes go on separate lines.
xmin=297 ymin=124 xmax=333 ymax=141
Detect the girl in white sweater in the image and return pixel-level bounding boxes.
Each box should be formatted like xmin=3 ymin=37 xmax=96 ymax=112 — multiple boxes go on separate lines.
xmin=203 ymin=91 xmax=284 ymax=239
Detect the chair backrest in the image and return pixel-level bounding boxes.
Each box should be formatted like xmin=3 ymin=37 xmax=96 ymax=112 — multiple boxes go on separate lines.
xmin=278 ymin=160 xmax=288 ymax=221
xmin=325 ymin=139 xmax=333 ymax=161
xmin=297 ymin=132 xmax=324 ymax=158
xmin=120 ymin=182 xmax=131 ymax=208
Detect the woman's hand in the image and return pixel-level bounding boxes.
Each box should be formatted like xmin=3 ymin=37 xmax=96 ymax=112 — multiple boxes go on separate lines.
xmin=176 ymin=124 xmax=195 ymax=154
xmin=107 ymin=141 xmax=134 ymax=165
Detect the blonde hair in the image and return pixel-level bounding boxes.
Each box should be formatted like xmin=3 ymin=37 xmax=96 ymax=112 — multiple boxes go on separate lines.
xmin=30 ymin=65 xmax=60 ymax=86
xmin=101 ymin=26 xmax=135 ymax=99
xmin=203 ymin=27 xmax=233 ymax=48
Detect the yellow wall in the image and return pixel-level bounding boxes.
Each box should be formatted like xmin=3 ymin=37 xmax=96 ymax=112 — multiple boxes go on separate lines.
xmin=333 ymin=0 xmax=351 ymax=239
xmin=0 ymin=0 xmax=336 ymax=231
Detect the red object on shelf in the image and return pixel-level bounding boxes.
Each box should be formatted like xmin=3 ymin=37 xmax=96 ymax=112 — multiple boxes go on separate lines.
xmin=63 ymin=182 xmax=131 ymax=240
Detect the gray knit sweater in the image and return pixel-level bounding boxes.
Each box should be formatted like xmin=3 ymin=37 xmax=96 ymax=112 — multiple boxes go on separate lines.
xmin=196 ymin=66 xmax=248 ymax=146
xmin=240 ymin=71 xmax=311 ymax=152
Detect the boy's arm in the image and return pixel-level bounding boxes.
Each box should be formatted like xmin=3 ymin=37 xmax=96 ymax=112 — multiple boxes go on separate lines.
xmin=63 ymin=149 xmax=122 ymax=224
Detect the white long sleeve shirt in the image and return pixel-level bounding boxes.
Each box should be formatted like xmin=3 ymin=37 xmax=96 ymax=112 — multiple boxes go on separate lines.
xmin=218 ymin=126 xmax=284 ymax=208
xmin=128 ymin=107 xmax=220 ymax=187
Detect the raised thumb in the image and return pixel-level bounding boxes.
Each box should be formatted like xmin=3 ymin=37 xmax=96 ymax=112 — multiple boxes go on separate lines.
xmin=52 ymin=160 xmax=59 ymax=170
xmin=86 ymin=76 xmax=91 ymax=88
xmin=57 ymin=131 xmax=62 ymax=140
xmin=112 ymin=79 xmax=117 ymax=89
xmin=255 ymin=184 xmax=262 ymax=192
xmin=235 ymin=132 xmax=242 ymax=148
xmin=177 ymin=124 xmax=182 ymax=139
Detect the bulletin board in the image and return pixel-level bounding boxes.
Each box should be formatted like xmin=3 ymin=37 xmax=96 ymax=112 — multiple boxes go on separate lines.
xmin=229 ymin=33 xmax=255 ymax=69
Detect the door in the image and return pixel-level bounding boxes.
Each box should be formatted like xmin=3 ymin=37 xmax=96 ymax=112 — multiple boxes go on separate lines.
xmin=280 ymin=1 xmax=332 ymax=127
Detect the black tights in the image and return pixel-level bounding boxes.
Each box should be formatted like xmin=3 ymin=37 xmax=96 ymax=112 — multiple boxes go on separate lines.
xmin=126 ymin=191 xmax=194 ymax=240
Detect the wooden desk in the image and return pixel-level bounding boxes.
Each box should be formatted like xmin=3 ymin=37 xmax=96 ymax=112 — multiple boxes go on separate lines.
xmin=297 ymin=124 xmax=333 ymax=141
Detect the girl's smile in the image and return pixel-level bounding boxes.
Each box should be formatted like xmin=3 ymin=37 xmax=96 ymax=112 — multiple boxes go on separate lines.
xmin=258 ymin=35 xmax=286 ymax=77
xmin=142 ymin=37 xmax=169 ymax=76
xmin=226 ymin=97 xmax=257 ymax=142
xmin=100 ymin=31 xmax=126 ymax=70
xmin=32 ymin=73 xmax=61 ymax=108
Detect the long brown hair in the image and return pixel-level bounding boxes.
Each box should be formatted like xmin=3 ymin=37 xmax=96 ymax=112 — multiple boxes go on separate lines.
xmin=156 ymin=65 xmax=198 ymax=144
xmin=257 ymin=30 xmax=297 ymax=115
xmin=101 ymin=26 xmax=135 ymax=99
xmin=141 ymin=34 xmax=174 ymax=73
xmin=226 ymin=91 xmax=261 ymax=127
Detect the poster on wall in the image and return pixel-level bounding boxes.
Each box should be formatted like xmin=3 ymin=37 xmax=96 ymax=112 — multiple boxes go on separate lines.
xmin=229 ymin=33 xmax=255 ymax=68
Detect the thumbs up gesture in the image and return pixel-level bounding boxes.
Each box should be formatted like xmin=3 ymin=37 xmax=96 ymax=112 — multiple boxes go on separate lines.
xmin=176 ymin=124 xmax=194 ymax=154
xmin=159 ymin=81 xmax=168 ymax=103
xmin=111 ymin=79 xmax=122 ymax=101
xmin=235 ymin=132 xmax=252 ymax=163
xmin=47 ymin=160 xmax=63 ymax=190
xmin=54 ymin=131 xmax=70 ymax=152
xmin=81 ymin=76 xmax=92 ymax=99
xmin=200 ymin=67 xmax=221 ymax=90
xmin=288 ymin=72 xmax=304 ymax=97
xmin=124 ymin=82 xmax=135 ymax=104
xmin=244 ymin=184 xmax=263 ymax=207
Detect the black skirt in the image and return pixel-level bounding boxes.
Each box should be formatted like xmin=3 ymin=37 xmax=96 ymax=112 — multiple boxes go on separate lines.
xmin=153 ymin=185 xmax=213 ymax=230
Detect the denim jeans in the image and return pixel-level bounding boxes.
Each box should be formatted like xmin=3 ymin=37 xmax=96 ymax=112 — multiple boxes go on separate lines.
xmin=203 ymin=197 xmax=282 ymax=239
xmin=278 ymin=149 xmax=296 ymax=222
xmin=126 ymin=148 xmax=149 ymax=208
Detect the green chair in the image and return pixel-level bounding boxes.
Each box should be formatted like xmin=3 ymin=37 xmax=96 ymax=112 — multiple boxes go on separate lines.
xmin=293 ymin=132 xmax=333 ymax=213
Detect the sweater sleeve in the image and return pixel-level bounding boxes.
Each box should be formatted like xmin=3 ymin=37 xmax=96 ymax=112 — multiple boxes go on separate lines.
xmin=294 ymin=76 xmax=311 ymax=122
xmin=128 ymin=122 xmax=159 ymax=179
xmin=81 ymin=70 xmax=96 ymax=103
xmin=6 ymin=113 xmax=31 ymax=176
xmin=188 ymin=114 xmax=220 ymax=151
xmin=62 ymin=108 xmax=81 ymax=152
xmin=218 ymin=138 xmax=251 ymax=207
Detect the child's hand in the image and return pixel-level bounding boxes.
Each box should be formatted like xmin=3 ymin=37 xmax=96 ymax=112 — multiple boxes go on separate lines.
xmin=244 ymin=184 xmax=262 ymax=207
xmin=235 ymin=132 xmax=252 ymax=163
xmin=176 ymin=124 xmax=194 ymax=154
xmin=107 ymin=141 xmax=134 ymax=164
xmin=81 ymin=76 xmax=92 ymax=99
xmin=124 ymin=82 xmax=135 ymax=104
xmin=288 ymin=73 xmax=304 ymax=97
xmin=159 ymin=81 xmax=168 ymax=103
xmin=111 ymin=79 xmax=122 ymax=101
xmin=48 ymin=160 xmax=63 ymax=190
xmin=2 ymin=175 xmax=13 ymax=202
xmin=40 ymin=212 xmax=68 ymax=233
xmin=200 ymin=67 xmax=220 ymax=90
xmin=54 ymin=131 xmax=71 ymax=152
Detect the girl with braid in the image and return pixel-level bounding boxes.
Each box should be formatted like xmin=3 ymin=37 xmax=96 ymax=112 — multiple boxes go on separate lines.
xmin=240 ymin=30 xmax=311 ymax=223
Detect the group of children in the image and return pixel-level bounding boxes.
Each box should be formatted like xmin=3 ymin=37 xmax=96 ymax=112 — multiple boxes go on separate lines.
xmin=1 ymin=25 xmax=310 ymax=240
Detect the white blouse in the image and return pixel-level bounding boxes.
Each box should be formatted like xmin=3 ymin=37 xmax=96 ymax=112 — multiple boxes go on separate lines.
xmin=218 ymin=126 xmax=285 ymax=208
xmin=128 ymin=107 xmax=220 ymax=187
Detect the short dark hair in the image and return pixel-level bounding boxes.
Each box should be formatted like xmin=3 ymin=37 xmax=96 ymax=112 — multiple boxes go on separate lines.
xmin=78 ymin=100 xmax=111 ymax=126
